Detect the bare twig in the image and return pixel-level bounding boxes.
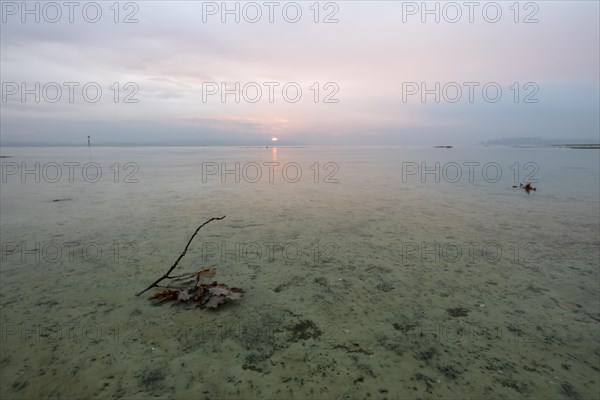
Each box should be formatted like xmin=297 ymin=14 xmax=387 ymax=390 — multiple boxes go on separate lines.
xmin=136 ymin=215 xmax=226 ymax=296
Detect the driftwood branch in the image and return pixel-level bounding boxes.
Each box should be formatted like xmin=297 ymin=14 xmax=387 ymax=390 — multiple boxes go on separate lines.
xmin=136 ymin=215 xmax=226 ymax=296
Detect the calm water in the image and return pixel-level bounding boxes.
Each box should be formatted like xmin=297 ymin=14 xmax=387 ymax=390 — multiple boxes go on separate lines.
xmin=1 ymin=145 xmax=599 ymax=399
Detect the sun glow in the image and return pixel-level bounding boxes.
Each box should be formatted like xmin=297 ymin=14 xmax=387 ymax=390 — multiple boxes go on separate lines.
xmin=271 ymin=137 xmax=278 ymax=142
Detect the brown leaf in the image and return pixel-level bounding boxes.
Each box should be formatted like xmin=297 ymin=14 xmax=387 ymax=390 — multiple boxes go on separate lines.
xmin=559 ymin=301 xmax=582 ymax=310
xmin=192 ymin=286 xmax=206 ymax=301
xmin=207 ymin=283 xmax=245 ymax=299
xmin=177 ymin=289 xmax=192 ymax=301
xmin=150 ymin=290 xmax=179 ymax=303
xmin=208 ymin=284 xmax=232 ymax=296
xmin=149 ymin=277 xmax=243 ymax=310
xmin=227 ymin=288 xmax=244 ymax=300
xmin=196 ymin=268 xmax=216 ymax=281
xmin=551 ymin=297 xmax=582 ymax=310
xmin=204 ymin=295 xmax=226 ymax=309
xmin=199 ymin=282 xmax=245 ymax=309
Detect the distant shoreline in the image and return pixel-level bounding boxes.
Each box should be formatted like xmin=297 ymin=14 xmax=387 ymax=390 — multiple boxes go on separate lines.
xmin=507 ymin=144 xmax=600 ymax=149
xmin=549 ymin=144 xmax=600 ymax=149
xmin=0 ymin=143 xmax=598 ymax=149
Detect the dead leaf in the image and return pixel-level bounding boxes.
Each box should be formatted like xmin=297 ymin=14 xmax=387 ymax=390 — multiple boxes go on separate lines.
xmin=192 ymin=286 xmax=205 ymax=301
xmin=196 ymin=268 xmax=216 ymax=282
xmin=559 ymin=301 xmax=582 ymax=310
xmin=208 ymin=284 xmax=232 ymax=296
xmin=227 ymin=288 xmax=244 ymax=300
xmin=150 ymin=283 xmax=243 ymax=309
xmin=204 ymin=295 xmax=226 ymax=309
xmin=551 ymin=297 xmax=582 ymax=310
xmin=177 ymin=289 xmax=192 ymax=301
xmin=150 ymin=290 xmax=179 ymax=303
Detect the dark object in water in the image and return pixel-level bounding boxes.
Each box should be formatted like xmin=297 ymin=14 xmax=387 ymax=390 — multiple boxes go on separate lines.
xmin=137 ymin=216 xmax=244 ymax=310
xmin=149 ymin=273 xmax=244 ymax=309
xmin=519 ymin=182 xmax=537 ymax=193
xmin=434 ymin=146 xmax=453 ymax=148
xmin=52 ymin=198 xmax=72 ymax=202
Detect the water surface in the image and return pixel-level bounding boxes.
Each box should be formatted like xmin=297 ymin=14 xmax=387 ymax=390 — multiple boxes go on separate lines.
xmin=1 ymin=145 xmax=598 ymax=399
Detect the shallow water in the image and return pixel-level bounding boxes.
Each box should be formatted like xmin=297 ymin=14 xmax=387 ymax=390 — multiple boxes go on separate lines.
xmin=1 ymin=145 xmax=599 ymax=399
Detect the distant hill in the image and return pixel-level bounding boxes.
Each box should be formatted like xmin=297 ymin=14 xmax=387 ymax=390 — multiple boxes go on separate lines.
xmin=482 ymin=137 xmax=599 ymax=146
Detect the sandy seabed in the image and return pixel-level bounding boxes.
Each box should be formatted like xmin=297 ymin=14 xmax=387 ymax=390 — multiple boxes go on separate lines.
xmin=1 ymin=146 xmax=598 ymax=399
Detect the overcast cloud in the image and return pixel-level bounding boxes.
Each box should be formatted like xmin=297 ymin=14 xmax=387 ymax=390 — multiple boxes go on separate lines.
xmin=1 ymin=1 xmax=598 ymax=145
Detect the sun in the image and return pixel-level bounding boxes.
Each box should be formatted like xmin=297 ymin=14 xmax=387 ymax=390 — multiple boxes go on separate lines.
xmin=271 ymin=137 xmax=278 ymax=142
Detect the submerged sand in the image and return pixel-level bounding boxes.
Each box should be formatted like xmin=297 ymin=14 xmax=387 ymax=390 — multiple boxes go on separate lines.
xmin=1 ymin=146 xmax=598 ymax=399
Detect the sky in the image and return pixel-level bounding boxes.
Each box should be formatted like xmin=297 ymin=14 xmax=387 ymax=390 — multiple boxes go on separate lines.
xmin=1 ymin=0 xmax=599 ymax=146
